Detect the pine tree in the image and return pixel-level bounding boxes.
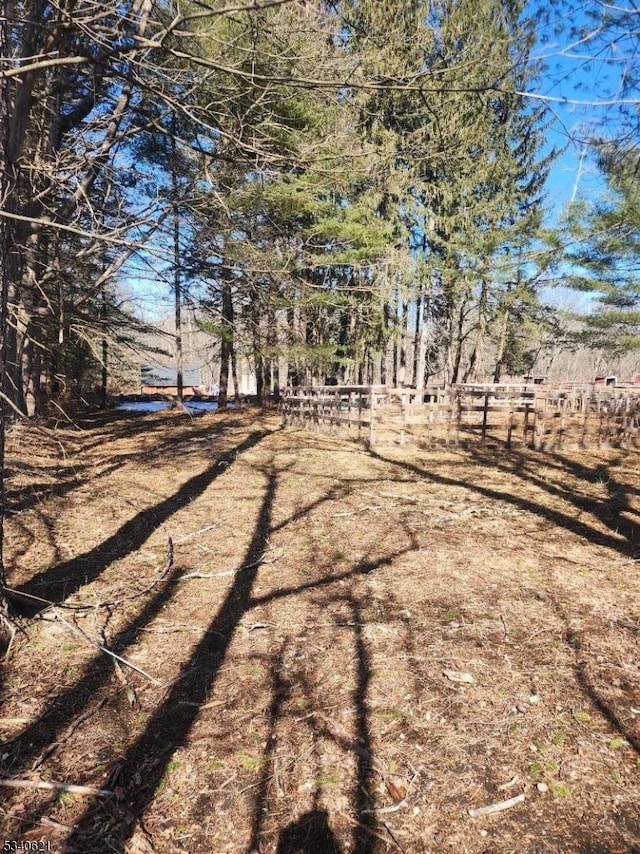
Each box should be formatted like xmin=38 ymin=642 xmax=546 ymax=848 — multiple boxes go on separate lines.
xmin=564 ymin=143 xmax=640 ymax=352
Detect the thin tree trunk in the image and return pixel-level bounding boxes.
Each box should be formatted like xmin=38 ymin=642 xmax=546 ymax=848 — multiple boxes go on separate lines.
xmin=171 ymin=135 xmax=183 ymax=403
xmin=230 ymin=345 xmax=239 ymax=403
xmin=217 ymin=268 xmax=233 ymax=409
xmin=0 ymin=0 xmax=12 ymax=612
xmin=493 ymin=283 xmax=514 ymax=383
xmin=493 ymin=306 xmax=510 ymax=383
xmin=414 ymin=281 xmax=428 ymax=390
xmin=450 ymin=298 xmax=467 ymax=385
xmin=464 ymin=277 xmax=488 ymax=383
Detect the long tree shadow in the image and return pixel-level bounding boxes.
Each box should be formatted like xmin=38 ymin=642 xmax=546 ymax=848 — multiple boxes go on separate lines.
xmin=6 ymin=409 xmax=251 ymax=517
xmin=9 ymin=429 xmax=269 ymax=614
xmin=63 ymin=463 xmax=280 ymax=852
xmin=369 ymin=448 xmax=639 ymax=560
xmin=466 ymin=445 xmax=640 ymax=557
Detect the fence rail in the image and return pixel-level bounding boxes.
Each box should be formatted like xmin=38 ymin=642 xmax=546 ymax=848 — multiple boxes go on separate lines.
xmin=281 ymin=383 xmax=640 ymax=450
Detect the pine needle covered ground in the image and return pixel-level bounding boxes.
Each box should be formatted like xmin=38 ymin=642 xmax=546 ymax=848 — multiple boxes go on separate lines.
xmin=1 ymin=408 xmax=639 ymax=853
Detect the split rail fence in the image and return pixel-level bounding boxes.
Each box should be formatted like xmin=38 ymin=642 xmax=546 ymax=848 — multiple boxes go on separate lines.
xmin=281 ymin=383 xmax=640 ymax=450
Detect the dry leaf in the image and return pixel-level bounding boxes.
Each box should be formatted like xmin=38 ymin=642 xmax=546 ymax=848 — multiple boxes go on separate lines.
xmin=386 ymin=778 xmax=408 ymax=803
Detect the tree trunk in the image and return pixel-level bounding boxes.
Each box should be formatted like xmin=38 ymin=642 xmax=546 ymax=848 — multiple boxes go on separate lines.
xmin=493 ymin=284 xmax=514 ymax=383
xmin=217 ymin=269 xmax=234 ymax=410
xmin=413 ymin=281 xmax=428 ymax=390
xmin=0 ymin=0 xmax=12 ymax=615
xmin=464 ymin=277 xmax=488 ymax=383
xmin=493 ymin=305 xmax=510 ymax=383
xmin=450 ymin=297 xmax=467 ymax=385
xmin=231 ymin=346 xmax=240 ymax=403
xmin=171 ymin=134 xmax=183 ymax=403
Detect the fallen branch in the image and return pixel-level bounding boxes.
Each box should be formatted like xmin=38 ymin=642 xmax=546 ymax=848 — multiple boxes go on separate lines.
xmin=178 ymin=552 xmax=281 ymax=582
xmin=53 ymin=610 xmax=161 ymax=685
xmin=3 ymin=587 xmax=75 ymax=611
xmin=0 ymin=778 xmax=112 ymax=797
xmin=382 ymin=820 xmax=408 ymax=854
xmin=174 ymin=525 xmax=217 ymax=544
xmin=468 ymin=793 xmax=525 ymax=818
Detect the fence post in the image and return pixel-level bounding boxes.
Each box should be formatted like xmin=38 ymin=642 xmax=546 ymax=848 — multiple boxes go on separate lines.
xmin=507 ymin=396 xmax=514 ymax=449
xmin=369 ymin=389 xmax=376 ymax=448
xmin=481 ymin=393 xmax=489 ymax=445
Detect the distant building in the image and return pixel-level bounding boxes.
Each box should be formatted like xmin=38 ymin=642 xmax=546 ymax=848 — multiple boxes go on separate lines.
xmin=141 ymin=365 xmax=202 ymax=396
xmin=523 ymin=375 xmax=547 ymax=385
xmin=594 ymin=375 xmax=617 ymax=387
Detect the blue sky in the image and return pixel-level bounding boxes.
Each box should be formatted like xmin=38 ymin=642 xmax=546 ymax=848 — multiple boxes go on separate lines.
xmin=529 ymin=0 xmax=636 ymax=218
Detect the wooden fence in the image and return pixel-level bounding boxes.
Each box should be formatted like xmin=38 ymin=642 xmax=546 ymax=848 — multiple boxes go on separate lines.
xmin=281 ymin=383 xmax=640 ymax=450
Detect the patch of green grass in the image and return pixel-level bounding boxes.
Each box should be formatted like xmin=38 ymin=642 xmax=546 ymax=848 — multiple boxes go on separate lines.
xmin=444 ymin=609 xmax=462 ymax=622
xmin=528 ymin=758 xmax=558 ymax=780
xmin=572 ymin=710 xmax=591 ymax=724
xmin=374 ymin=708 xmax=412 ymax=723
xmin=552 ymin=731 xmax=568 ymax=747
xmin=610 ymin=770 xmax=621 ymax=783
xmin=238 ymin=752 xmax=266 ymax=772
xmin=528 ymin=761 xmax=544 ymax=780
xmin=316 ymin=773 xmax=341 ymax=786
xmin=551 ymin=783 xmax=571 ymax=798
xmin=608 ymin=737 xmax=626 ymax=750
xmin=209 ymin=759 xmax=225 ymax=772
xmin=59 ymin=791 xmax=74 ymax=806
xmin=166 ymin=759 xmax=178 ymax=773
xmin=244 ymin=664 xmax=264 ymax=677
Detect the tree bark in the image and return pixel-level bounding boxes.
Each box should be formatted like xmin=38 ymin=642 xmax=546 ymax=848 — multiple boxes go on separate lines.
xmin=493 ymin=284 xmax=513 ymax=383
xmin=217 ymin=267 xmax=234 ymax=409
xmin=464 ymin=277 xmax=488 ymax=383
xmin=0 ymin=0 xmax=12 ymax=614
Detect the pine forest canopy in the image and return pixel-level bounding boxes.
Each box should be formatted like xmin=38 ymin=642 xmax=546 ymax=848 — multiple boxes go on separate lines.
xmin=0 ymin=0 xmax=638 ymax=422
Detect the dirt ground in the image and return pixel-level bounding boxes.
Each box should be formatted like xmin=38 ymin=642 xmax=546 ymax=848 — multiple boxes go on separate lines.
xmin=1 ymin=407 xmax=639 ymax=854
